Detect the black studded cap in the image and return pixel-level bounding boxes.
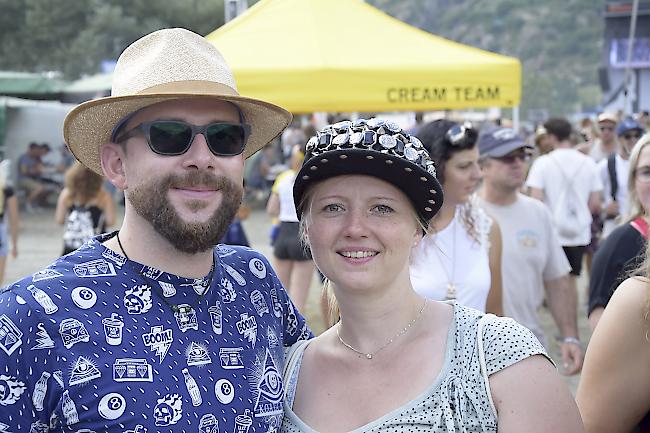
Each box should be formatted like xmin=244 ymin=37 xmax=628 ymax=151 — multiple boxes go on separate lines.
xmin=293 ymin=118 xmax=444 ymax=227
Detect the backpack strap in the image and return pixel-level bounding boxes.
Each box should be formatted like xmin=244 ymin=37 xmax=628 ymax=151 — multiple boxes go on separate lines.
xmin=607 ymin=153 xmax=618 ymax=202
xmin=630 ymin=217 xmax=649 ymax=239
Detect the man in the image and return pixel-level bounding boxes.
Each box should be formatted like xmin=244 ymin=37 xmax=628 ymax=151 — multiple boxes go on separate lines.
xmin=16 ymin=142 xmax=47 ymax=212
xmin=526 ymin=118 xmax=602 ymax=301
xmin=478 ymin=127 xmax=583 ymax=375
xmin=599 ymin=118 xmax=645 ymax=237
xmin=0 ymin=28 xmax=309 ymax=432
xmin=590 ymin=112 xmax=619 ymax=162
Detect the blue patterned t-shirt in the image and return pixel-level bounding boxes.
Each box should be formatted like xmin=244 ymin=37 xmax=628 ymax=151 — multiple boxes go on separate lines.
xmin=0 ymin=232 xmax=310 ymax=432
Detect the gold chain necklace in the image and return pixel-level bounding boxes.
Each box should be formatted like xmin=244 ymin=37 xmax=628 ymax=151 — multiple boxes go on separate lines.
xmin=336 ymin=299 xmax=428 ymax=360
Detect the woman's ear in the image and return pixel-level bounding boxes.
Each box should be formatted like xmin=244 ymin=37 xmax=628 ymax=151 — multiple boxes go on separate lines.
xmin=100 ymin=142 xmax=127 ymax=191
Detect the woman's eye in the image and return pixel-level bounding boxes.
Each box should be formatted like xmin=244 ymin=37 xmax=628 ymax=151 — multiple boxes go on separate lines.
xmin=323 ymin=204 xmax=343 ymax=212
xmin=373 ymin=204 xmax=393 ymax=214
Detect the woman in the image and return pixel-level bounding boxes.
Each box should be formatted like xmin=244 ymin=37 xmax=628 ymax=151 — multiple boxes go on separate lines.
xmin=578 ymin=134 xmax=650 ymax=433
xmin=410 ymin=120 xmax=502 ymax=315
xmin=55 ymin=162 xmax=116 ymax=254
xmin=267 ymin=143 xmax=315 ymax=311
xmin=0 ymin=160 xmax=18 ymax=284
xmin=282 ymin=119 xmax=582 ymax=432
xmin=587 ymin=133 xmax=650 ymax=330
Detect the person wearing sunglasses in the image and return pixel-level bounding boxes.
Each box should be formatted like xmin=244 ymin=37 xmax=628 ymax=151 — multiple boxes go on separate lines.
xmin=598 ymin=118 xmax=646 ymax=239
xmin=0 ymin=29 xmax=310 ymax=432
xmin=281 ymin=119 xmax=582 ymax=433
xmin=590 ymin=112 xmax=619 ymax=163
xmin=579 ymin=133 xmax=650 ymax=432
xmin=477 ymin=127 xmax=583 ymax=375
xmin=410 ymin=120 xmax=503 ymax=315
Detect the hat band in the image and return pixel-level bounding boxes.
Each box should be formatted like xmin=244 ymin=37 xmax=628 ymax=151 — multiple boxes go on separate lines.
xmin=130 ymin=80 xmax=240 ymax=97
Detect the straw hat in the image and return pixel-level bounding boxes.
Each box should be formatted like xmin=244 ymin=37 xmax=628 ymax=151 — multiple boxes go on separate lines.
xmin=63 ymin=28 xmax=292 ymax=175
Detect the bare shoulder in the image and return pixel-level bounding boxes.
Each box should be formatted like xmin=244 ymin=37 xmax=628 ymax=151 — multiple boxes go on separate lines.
xmin=608 ymin=277 xmax=650 ymax=319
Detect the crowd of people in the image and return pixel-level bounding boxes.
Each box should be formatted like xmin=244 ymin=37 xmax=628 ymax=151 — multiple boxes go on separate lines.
xmin=1 ymin=26 xmax=650 ymax=432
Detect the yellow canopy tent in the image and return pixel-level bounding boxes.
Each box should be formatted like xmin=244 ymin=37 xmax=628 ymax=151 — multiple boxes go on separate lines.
xmin=206 ymin=0 xmax=521 ymax=113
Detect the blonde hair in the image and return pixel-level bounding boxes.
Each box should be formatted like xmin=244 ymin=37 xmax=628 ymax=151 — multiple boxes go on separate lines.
xmin=626 ymin=133 xmax=650 ymax=222
xmin=64 ymin=162 xmax=103 ymax=204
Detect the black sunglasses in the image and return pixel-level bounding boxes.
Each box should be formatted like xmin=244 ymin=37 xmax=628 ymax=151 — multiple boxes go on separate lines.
xmin=115 ymin=120 xmax=251 ymax=156
xmin=445 ymin=122 xmax=477 ymax=148
xmin=623 ymin=133 xmax=641 ymax=140
xmin=494 ymin=150 xmax=531 ymax=164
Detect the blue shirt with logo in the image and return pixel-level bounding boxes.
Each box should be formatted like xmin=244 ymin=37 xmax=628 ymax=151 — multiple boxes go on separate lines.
xmin=0 ymin=232 xmax=310 ymax=432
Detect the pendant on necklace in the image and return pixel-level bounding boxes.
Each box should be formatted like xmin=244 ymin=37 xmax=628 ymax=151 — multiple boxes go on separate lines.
xmin=365 ymin=353 xmax=373 ymax=359
xmin=445 ymin=283 xmax=457 ymax=300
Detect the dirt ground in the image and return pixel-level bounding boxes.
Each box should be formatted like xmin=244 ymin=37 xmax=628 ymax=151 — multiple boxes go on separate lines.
xmin=4 ymin=206 xmax=591 ymax=394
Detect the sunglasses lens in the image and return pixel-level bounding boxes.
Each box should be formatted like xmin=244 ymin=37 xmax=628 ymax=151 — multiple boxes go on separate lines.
xmin=206 ymin=124 xmax=247 ymax=156
xmin=624 ymin=134 xmax=640 ymax=140
xmin=149 ymin=121 xmax=193 ymax=155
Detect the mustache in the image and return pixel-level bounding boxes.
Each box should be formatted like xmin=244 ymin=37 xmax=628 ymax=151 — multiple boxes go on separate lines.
xmin=165 ymin=172 xmax=238 ymax=190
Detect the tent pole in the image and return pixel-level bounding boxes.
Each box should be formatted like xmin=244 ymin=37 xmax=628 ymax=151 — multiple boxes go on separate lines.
xmin=513 ymin=106 xmax=520 ymax=131
xmin=623 ymin=0 xmax=639 ymax=116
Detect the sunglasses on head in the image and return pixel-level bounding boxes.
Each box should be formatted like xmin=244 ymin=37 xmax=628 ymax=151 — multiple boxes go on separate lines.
xmin=445 ymin=122 xmax=477 ymax=147
xmin=494 ymin=150 xmax=531 ymax=164
xmin=115 ymin=120 xmax=251 ymax=156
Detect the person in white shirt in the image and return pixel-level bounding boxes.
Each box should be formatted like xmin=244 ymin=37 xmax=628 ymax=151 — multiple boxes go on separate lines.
xmin=478 ymin=126 xmax=583 ymax=375
xmin=526 ymin=117 xmax=602 ymax=300
xmin=599 ymin=118 xmax=645 ymax=237
xmin=410 ymin=120 xmax=503 ymax=315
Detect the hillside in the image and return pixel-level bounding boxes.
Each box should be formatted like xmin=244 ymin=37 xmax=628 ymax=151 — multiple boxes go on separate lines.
xmin=368 ymin=0 xmax=604 ymax=117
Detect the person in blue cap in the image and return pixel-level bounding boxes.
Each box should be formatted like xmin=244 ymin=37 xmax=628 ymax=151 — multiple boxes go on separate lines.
xmin=599 ymin=117 xmax=646 ymax=238
xmin=477 ymin=126 xmax=583 ymax=375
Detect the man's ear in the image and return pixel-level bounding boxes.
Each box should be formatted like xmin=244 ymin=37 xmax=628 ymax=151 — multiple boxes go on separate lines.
xmin=100 ymin=142 xmax=127 ymax=191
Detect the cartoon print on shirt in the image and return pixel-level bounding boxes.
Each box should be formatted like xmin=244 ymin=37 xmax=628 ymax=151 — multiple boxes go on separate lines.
xmin=73 ymin=259 xmax=116 ymax=278
xmin=215 ymin=378 xmax=235 ymax=404
xmin=223 ymin=263 xmax=246 ymax=286
xmin=69 ymin=356 xmax=101 ymax=386
xmin=249 ymin=349 xmax=283 ymax=419
xmin=0 ymin=236 xmax=310 ymax=432
xmin=102 ymin=248 xmax=127 ymax=267
xmin=142 ymin=325 xmax=173 ymax=363
xmin=219 ymin=347 xmax=244 ymax=369
xmin=237 ymin=313 xmax=258 ymax=348
xmin=286 ymin=302 xmax=298 ymax=336
xmin=27 ymin=285 xmax=58 ymax=314
xmin=0 ymin=422 xmax=11 ymax=433
xmin=174 ymin=305 xmax=199 ymax=332
xmin=123 ymin=285 xmax=152 ymax=315
xmin=198 ymin=413 xmax=219 ymax=433
xmin=98 ymin=392 xmax=126 ymax=420
xmin=269 ymin=288 xmax=282 ymax=319
xmin=102 ymin=313 xmax=124 ymax=345
xmin=153 ymin=393 xmax=182 ymax=427
xmin=59 ymin=318 xmax=90 ymax=349
xmin=61 ymin=389 xmax=79 ymax=425
xmin=219 ymin=277 xmax=237 ymax=303
xmin=29 ymin=420 xmax=49 ymax=433
xmin=31 ymin=371 xmax=49 ymax=411
xmin=113 ymin=358 xmax=153 ymax=382
xmin=0 ymin=375 xmax=26 ymax=406
xmin=31 ymin=323 xmax=55 ymax=350
xmin=248 ymin=258 xmax=267 ymax=279
xmin=251 ymin=290 xmax=270 ymax=317
xmin=14 ymin=295 xmax=26 ymax=305
xmin=140 ymin=265 xmax=162 ymax=280
xmin=158 ymin=281 xmax=176 ymax=298
xmin=181 ymin=368 xmax=202 ymax=407
xmin=71 ymin=286 xmax=97 ymax=309
xmin=208 ymin=301 xmax=222 ymax=335
xmin=186 ymin=342 xmax=212 ymax=366
xmin=32 ymin=268 xmax=63 ymax=282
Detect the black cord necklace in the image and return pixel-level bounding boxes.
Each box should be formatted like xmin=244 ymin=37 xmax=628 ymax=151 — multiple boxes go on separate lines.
xmin=115 ymin=231 xmax=215 ymax=314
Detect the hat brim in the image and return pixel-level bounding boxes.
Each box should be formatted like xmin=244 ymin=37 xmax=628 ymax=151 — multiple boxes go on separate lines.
xmin=63 ymin=93 xmax=292 ymax=175
xmin=293 ymin=148 xmax=443 ymax=226
xmin=483 ymin=139 xmax=532 ymax=158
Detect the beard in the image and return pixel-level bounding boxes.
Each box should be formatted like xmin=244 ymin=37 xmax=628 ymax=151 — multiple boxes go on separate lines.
xmin=128 ymin=171 xmax=243 ymax=254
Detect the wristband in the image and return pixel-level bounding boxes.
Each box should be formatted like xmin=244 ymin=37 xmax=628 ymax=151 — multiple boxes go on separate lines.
xmin=562 ymin=337 xmax=582 ymax=347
